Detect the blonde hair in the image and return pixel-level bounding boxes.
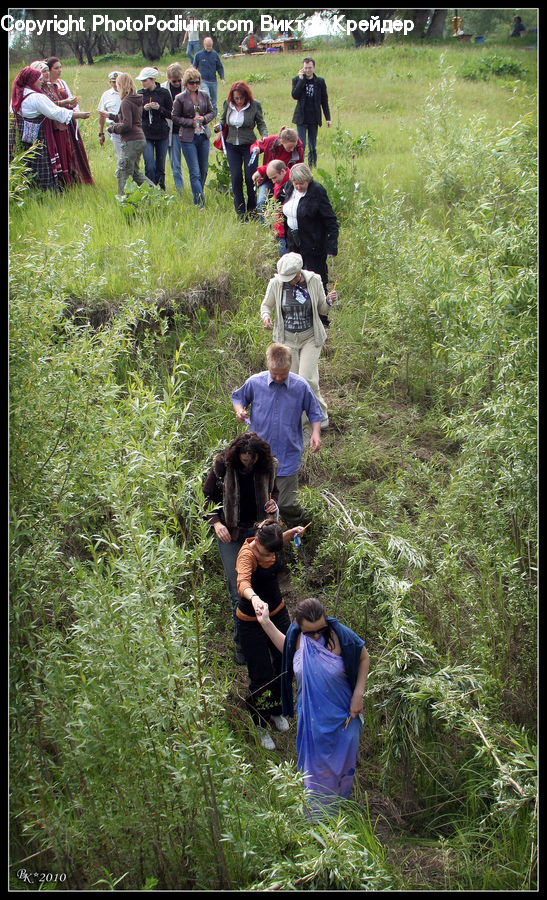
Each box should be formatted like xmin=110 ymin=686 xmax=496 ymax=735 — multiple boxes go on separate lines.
xmin=116 ymin=73 xmax=136 ymax=100
xmin=30 ymin=60 xmax=49 ymax=73
xmin=290 ymin=162 xmax=313 ymax=184
xmin=278 ymin=126 xmax=298 ymax=144
xmin=182 ymin=67 xmax=201 ymax=86
xmin=266 ymin=343 xmax=292 ymax=369
xmin=166 ymin=62 xmax=184 ymax=80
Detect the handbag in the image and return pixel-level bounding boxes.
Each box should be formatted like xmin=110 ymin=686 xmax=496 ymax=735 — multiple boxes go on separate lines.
xmin=213 ymin=123 xmax=228 ymax=150
xmin=21 ymin=117 xmax=42 ymax=144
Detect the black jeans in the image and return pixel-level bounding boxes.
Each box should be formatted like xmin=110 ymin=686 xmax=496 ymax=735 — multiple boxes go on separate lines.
xmin=238 ymin=605 xmax=290 ymax=725
xmin=225 ymin=141 xmax=258 ymax=216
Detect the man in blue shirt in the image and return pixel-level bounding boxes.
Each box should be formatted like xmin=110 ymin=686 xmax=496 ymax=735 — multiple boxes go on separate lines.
xmin=232 ymin=343 xmax=323 ymax=527
xmin=193 ymin=37 xmax=225 ymax=117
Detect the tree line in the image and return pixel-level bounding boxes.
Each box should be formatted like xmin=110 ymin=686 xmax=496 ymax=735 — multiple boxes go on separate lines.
xmin=10 ymin=8 xmax=520 ymax=63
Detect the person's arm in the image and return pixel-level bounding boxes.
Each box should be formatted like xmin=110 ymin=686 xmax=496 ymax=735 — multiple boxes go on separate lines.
xmin=291 ymin=74 xmax=306 ymax=99
xmin=318 ymin=187 xmax=339 ymax=256
xmin=217 ymin=55 xmax=225 ymax=82
xmin=201 ymin=93 xmax=215 ymax=125
xmin=255 ymin=603 xmax=286 ymax=652
xmin=98 ymin=110 xmax=108 ymax=144
xmin=309 ymin=420 xmax=322 ymax=453
xmin=172 ymin=95 xmax=194 ymax=128
xmin=349 ymin=645 xmax=370 ymax=717
xmin=260 ymin=279 xmax=276 ymax=329
xmin=236 ymin=547 xmax=259 ymax=601
xmin=254 ymin=102 xmax=268 ymax=138
xmin=321 ymin=79 xmax=331 ymax=127
xmin=158 ymin=89 xmax=173 ymax=119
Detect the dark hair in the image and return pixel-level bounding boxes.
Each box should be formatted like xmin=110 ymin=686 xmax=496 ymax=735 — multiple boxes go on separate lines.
xmin=255 ymin=518 xmax=283 ymax=552
xmin=228 ymin=81 xmax=253 ymax=105
xmin=294 ymin=597 xmax=335 ymax=650
xmin=45 ymin=57 xmax=60 ymax=69
xmin=224 ymin=432 xmax=275 ymax=474
xmin=302 ymin=57 xmax=315 ymax=66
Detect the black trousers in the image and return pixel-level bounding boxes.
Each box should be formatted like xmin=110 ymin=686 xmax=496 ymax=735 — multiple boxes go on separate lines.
xmin=238 ymin=605 xmax=291 ymax=725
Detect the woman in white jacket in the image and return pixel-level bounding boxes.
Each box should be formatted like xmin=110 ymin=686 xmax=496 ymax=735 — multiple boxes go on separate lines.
xmin=260 ymin=252 xmax=338 ymax=426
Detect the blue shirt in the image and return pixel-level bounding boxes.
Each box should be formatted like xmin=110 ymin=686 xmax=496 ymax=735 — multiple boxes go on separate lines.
xmin=192 ymin=49 xmax=224 ymax=82
xmin=231 ymin=371 xmax=324 ymax=477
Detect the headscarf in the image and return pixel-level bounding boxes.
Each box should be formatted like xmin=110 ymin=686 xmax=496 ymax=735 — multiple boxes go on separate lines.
xmin=11 ymin=66 xmax=43 ymax=115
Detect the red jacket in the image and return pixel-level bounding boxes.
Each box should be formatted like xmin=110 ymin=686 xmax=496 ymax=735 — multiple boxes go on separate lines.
xmin=252 ymin=133 xmax=304 ymax=180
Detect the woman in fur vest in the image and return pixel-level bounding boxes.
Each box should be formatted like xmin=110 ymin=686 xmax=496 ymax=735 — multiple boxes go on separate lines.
xmin=202 ymin=433 xmax=279 ymax=664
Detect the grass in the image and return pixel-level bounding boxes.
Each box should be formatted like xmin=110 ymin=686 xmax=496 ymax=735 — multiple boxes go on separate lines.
xmin=9 ymin=36 xmax=537 ymax=892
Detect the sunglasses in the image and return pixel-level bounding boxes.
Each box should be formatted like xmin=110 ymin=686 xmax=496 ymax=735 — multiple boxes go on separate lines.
xmin=301 ymin=624 xmax=329 ymax=639
xmin=187 ymin=80 xmax=200 ymax=85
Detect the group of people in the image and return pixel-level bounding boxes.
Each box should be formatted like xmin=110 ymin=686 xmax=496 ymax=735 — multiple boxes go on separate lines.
xmin=203 ymin=335 xmax=370 ymax=810
xmin=10 ymin=45 xmax=368 ymax=813
xmin=9 ymin=59 xmax=93 ymax=191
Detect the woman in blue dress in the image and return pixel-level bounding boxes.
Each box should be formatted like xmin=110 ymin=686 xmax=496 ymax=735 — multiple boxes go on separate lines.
xmin=256 ymin=596 xmax=369 ymax=810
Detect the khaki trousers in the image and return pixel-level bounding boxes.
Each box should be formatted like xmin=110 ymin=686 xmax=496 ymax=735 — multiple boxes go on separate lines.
xmin=285 ymin=327 xmax=328 ymax=421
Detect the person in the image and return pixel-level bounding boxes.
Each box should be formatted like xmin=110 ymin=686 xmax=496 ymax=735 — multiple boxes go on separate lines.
xmin=235 ymin=518 xmax=305 ymax=748
xmin=202 ymin=433 xmax=280 ymax=665
xmin=264 ymin=159 xmax=290 ymax=254
xmin=161 ymin=63 xmax=185 ymax=192
xmin=107 ymin=73 xmax=154 ymax=195
xmin=231 ymin=343 xmax=324 ymax=528
xmin=45 ymin=57 xmax=93 ymax=184
xmin=193 ymin=36 xmax=225 ymax=117
xmin=240 ymin=31 xmax=260 ymax=54
xmin=251 ymin=127 xmax=304 ymax=215
xmin=183 ymin=17 xmax=201 ymax=62
xmin=261 ymin=253 xmax=338 ymax=425
xmin=291 ymin=57 xmax=331 ymax=168
xmin=218 ymin=81 xmax=268 ymax=220
xmin=171 ymin=67 xmax=214 ymax=208
xmin=136 ymin=67 xmax=173 ymax=191
xmin=9 ymin=66 xmax=90 ymax=192
xmin=510 ymin=16 xmax=526 ymax=37
xmin=98 ymin=70 xmax=123 ymax=163
xmin=256 ymin=596 xmax=369 ymax=809
xmin=279 ymin=162 xmax=339 ymax=292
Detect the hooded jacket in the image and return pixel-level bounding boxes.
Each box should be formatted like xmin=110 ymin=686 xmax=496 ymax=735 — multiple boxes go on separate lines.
xmin=109 ymin=93 xmax=145 ymax=142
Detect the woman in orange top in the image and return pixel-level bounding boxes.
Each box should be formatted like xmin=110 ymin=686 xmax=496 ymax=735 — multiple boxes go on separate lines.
xmin=236 ymin=518 xmax=303 ymax=748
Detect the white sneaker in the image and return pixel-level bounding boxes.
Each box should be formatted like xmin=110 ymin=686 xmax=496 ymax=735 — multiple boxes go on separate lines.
xmin=270 ymin=714 xmax=290 ymax=732
xmin=257 ymin=727 xmax=276 ymax=750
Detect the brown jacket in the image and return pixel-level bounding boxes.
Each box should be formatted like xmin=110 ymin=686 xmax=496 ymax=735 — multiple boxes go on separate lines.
xmin=110 ymin=93 xmax=145 ymax=142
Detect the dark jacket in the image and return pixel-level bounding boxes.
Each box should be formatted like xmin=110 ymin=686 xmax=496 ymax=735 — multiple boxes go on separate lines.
xmin=202 ymin=451 xmax=279 ymax=540
xmin=280 ymin=180 xmax=339 ymax=257
xmin=291 ymin=74 xmax=330 ymax=126
xmin=219 ymin=99 xmax=268 ymax=146
xmin=193 ymin=48 xmax=225 ymax=82
xmin=281 ymin=618 xmax=365 ymax=717
xmin=138 ymin=82 xmax=173 ymax=141
xmin=109 ymin=92 xmax=145 ymax=143
xmin=171 ymin=89 xmax=214 ymax=142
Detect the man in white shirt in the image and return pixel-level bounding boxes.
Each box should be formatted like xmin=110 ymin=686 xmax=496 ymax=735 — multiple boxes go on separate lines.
xmin=97 ymin=71 xmax=123 ymax=161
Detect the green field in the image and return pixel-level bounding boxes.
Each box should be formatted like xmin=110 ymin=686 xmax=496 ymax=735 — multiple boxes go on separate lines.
xmin=9 ymin=37 xmax=537 ymax=891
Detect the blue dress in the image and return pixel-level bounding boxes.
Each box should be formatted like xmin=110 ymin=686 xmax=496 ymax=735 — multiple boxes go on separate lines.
xmin=293 ymin=633 xmax=362 ymax=809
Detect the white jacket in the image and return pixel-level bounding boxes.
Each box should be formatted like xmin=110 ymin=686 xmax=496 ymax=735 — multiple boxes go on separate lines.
xmin=260 ymin=269 xmax=330 ymax=347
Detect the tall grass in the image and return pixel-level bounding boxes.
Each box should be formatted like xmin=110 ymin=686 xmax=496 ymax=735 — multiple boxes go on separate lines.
xmin=10 ymin=41 xmax=536 ymax=890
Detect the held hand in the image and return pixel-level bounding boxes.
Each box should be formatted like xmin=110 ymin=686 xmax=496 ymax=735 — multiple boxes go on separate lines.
xmin=326 ymin=290 xmax=338 ymax=306
xmin=213 ymin=521 xmax=231 ymax=543
xmin=262 ymin=316 xmax=273 ymax=330
xmin=255 ymin=601 xmax=270 ymax=624
xmin=264 ymin=499 xmax=278 ymax=514
xmin=251 ymin=595 xmax=265 ymax=615
xmin=74 ymin=111 xmax=90 ymax=119
xmin=287 ymin=526 xmax=304 ymax=540
xmin=326 ymin=120 xmax=331 ymax=128
xmin=234 ymin=406 xmax=248 ymax=423
xmin=98 ymin=134 xmax=105 ymax=146
xmin=251 ymin=171 xmax=261 ymax=185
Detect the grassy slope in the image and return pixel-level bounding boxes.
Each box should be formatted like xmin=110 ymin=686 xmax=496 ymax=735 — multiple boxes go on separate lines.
xmin=9 ymin=36 xmax=537 ymax=890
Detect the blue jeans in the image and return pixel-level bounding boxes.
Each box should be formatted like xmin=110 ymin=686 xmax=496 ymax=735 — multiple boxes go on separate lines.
xmin=180 ymin=133 xmax=210 ymax=205
xmin=167 ymin=131 xmax=184 ymax=191
xmin=297 ymin=123 xmax=319 ymax=167
xmin=142 ymin=137 xmax=169 ymax=189
xmin=257 ymin=178 xmax=274 ymax=219
xmin=187 ymin=40 xmax=200 ymax=62
xmin=203 ymin=80 xmax=218 ymax=117
xmin=216 ymin=526 xmax=256 ymax=650
xmin=225 ymin=142 xmax=258 ymax=217
xmin=276 ymin=236 xmax=288 ymax=255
